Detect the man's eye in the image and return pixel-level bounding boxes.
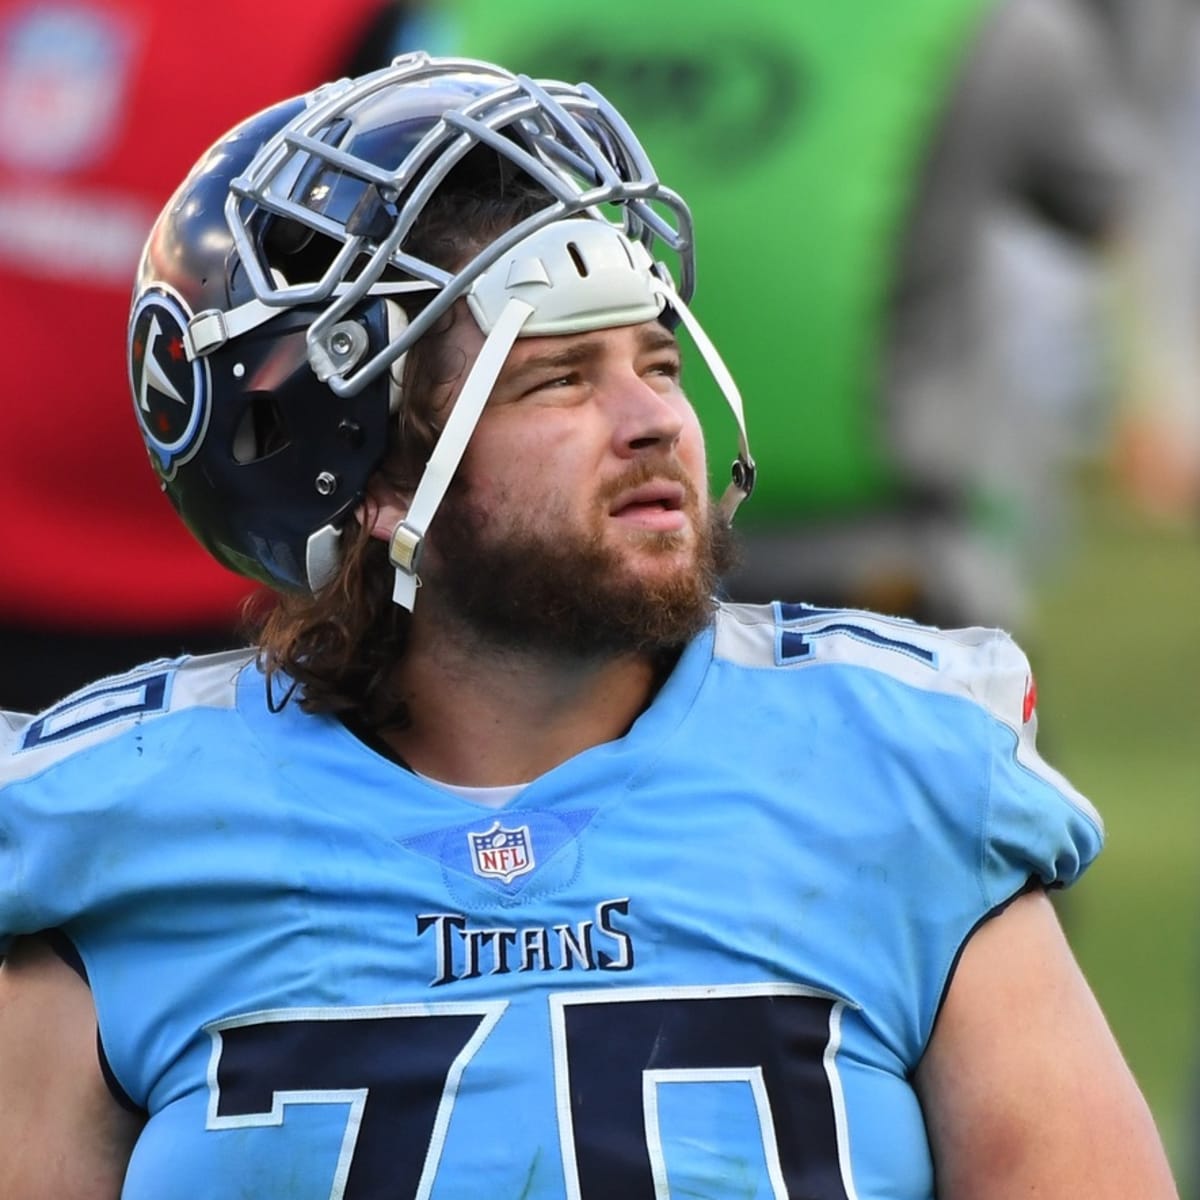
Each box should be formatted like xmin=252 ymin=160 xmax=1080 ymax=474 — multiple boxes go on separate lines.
xmin=525 ymin=375 xmax=575 ymax=396
xmin=647 ymin=359 xmax=681 ymax=380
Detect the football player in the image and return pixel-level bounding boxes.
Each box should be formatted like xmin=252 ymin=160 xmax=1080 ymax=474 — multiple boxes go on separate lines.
xmin=0 ymin=52 xmax=1178 ymax=1199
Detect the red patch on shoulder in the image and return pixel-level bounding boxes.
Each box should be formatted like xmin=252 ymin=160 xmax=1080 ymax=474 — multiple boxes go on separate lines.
xmin=1022 ymin=675 xmax=1038 ymax=724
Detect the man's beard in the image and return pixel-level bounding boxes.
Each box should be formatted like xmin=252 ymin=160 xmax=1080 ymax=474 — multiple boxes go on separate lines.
xmin=426 ymin=467 xmax=738 ymax=659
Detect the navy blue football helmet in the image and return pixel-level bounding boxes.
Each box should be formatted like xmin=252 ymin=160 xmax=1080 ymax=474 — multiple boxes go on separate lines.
xmin=128 ymin=52 xmax=751 ymax=601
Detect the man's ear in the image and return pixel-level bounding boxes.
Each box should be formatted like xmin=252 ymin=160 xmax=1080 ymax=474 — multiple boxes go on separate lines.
xmin=356 ymin=478 xmax=411 ymax=545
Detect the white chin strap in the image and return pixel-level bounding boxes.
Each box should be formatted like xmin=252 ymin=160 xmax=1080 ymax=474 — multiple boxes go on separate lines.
xmin=387 ymin=219 xmax=755 ymax=611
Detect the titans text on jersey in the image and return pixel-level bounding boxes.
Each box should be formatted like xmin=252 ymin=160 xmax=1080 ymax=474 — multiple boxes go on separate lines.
xmin=418 ymin=898 xmax=636 ymax=987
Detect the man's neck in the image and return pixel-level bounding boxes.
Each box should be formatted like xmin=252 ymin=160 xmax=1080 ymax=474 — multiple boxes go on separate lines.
xmin=375 ymin=619 xmax=671 ymax=788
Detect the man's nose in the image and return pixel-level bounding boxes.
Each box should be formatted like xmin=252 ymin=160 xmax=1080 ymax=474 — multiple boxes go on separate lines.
xmin=608 ymin=370 xmax=685 ymax=457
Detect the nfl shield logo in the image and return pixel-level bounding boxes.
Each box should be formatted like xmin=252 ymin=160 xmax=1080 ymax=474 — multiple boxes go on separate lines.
xmin=0 ymin=5 xmax=136 ymax=171
xmin=468 ymin=821 xmax=535 ymax=884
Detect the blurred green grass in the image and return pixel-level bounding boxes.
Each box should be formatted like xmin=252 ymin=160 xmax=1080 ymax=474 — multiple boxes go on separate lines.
xmin=1031 ymin=468 xmax=1199 ymax=1192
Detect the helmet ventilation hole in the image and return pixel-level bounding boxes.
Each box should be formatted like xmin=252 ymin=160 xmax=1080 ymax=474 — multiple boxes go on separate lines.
xmin=232 ymin=393 xmax=290 ymax=464
xmin=566 ymin=241 xmax=589 ymax=277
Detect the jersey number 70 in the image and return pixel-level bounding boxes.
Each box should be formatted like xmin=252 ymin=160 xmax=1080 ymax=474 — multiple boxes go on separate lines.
xmin=207 ymin=982 xmax=855 ymax=1198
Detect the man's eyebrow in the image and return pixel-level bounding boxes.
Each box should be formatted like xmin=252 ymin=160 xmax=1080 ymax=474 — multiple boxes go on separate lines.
xmin=636 ymin=324 xmax=681 ymax=355
xmin=508 ymin=341 xmax=600 ymax=377
xmin=504 ymin=324 xmax=682 ymax=382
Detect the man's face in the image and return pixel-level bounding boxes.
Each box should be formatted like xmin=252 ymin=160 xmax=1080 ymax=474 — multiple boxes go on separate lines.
xmin=420 ymin=311 xmax=733 ymax=656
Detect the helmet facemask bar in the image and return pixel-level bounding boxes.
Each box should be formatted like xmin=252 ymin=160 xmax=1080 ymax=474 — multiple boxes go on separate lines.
xmin=213 ymin=52 xmax=695 ymax=402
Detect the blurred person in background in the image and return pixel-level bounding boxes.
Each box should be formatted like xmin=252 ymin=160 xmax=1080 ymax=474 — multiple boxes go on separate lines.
xmin=0 ymin=0 xmax=446 ymax=713
xmin=1090 ymin=0 xmax=1200 ymax=522
xmin=447 ymin=0 xmax=1149 ymax=632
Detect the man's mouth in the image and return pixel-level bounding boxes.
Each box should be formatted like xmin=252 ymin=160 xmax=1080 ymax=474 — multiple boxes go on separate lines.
xmin=608 ymin=481 xmax=689 ymax=532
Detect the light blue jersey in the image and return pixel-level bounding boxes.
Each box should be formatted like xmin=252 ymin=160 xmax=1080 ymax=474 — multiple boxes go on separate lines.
xmin=0 ymin=602 xmax=1101 ymax=1199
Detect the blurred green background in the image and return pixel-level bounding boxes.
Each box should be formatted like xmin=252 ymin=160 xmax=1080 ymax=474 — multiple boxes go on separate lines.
xmin=1034 ymin=467 xmax=1198 ymax=1194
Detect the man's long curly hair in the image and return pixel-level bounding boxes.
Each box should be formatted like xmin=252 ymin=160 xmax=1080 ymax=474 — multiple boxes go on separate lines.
xmin=249 ymin=163 xmax=551 ymax=731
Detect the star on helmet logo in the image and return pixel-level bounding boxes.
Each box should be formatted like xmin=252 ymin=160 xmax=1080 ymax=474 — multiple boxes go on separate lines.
xmin=128 ymin=285 xmax=211 ymax=478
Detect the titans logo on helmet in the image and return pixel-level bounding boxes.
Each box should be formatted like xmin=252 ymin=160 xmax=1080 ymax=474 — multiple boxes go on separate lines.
xmin=128 ymin=285 xmax=211 ymax=478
